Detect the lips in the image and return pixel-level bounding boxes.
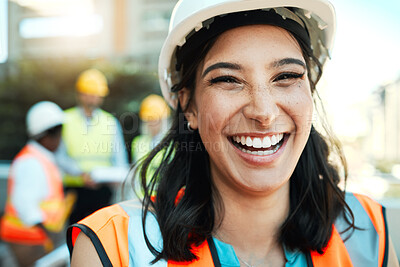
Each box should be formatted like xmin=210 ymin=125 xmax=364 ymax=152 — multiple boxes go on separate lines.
xmin=229 ymin=133 xmax=286 ymax=156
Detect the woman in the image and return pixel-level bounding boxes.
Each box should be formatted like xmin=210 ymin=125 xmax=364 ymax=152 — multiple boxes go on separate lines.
xmin=68 ymin=0 xmax=399 ymax=266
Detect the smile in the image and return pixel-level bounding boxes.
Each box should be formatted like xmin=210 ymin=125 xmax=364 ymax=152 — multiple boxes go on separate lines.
xmin=230 ymin=133 xmax=286 ymax=156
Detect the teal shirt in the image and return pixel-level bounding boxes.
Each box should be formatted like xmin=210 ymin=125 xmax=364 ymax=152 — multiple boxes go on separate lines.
xmin=213 ymin=238 xmax=307 ymax=267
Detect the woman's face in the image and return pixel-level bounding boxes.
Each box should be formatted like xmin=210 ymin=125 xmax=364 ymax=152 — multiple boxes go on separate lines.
xmin=185 ymin=25 xmax=313 ymax=196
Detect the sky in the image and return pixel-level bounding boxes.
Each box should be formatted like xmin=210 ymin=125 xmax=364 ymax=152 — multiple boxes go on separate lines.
xmin=320 ymin=0 xmax=400 ymax=138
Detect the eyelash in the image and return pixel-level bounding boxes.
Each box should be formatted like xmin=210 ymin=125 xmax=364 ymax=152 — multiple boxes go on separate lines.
xmin=209 ymin=75 xmax=239 ymax=85
xmin=274 ymin=72 xmax=305 ymax=82
xmin=208 ymin=72 xmax=305 ymax=86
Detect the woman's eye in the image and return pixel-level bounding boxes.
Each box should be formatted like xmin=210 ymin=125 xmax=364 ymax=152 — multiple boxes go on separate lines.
xmin=209 ymin=76 xmax=239 ymax=84
xmin=274 ymin=72 xmax=305 ymax=82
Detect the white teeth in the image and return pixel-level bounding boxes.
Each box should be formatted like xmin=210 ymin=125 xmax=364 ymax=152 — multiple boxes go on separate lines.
xmin=245 ymin=136 xmax=253 ymax=147
xmin=271 ymin=135 xmax=277 ymax=145
xmin=232 ymin=133 xmax=285 ymax=152
xmin=237 ymin=146 xmax=280 ymax=156
xmin=241 ymin=136 xmax=246 ymax=145
xmin=262 ymin=136 xmax=272 ymax=148
xmin=252 ymin=137 xmax=262 ymax=148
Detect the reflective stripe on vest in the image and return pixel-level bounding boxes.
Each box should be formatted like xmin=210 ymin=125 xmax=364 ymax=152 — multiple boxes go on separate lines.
xmin=67 ymin=193 xmax=387 ymax=266
xmin=62 ymin=107 xmax=114 ymax=186
xmin=0 ymin=144 xmax=65 ymax=245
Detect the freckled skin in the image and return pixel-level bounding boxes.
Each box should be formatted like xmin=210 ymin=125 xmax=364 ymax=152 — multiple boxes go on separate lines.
xmin=185 ymin=25 xmax=313 ymax=198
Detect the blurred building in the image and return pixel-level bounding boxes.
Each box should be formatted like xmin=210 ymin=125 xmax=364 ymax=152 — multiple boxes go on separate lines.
xmin=369 ymin=76 xmax=400 ymax=162
xmin=6 ymin=0 xmax=177 ymax=69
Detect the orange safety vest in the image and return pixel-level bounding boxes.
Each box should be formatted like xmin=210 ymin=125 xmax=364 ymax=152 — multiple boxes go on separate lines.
xmin=67 ymin=193 xmax=388 ymax=267
xmin=0 ymin=144 xmax=65 ymax=245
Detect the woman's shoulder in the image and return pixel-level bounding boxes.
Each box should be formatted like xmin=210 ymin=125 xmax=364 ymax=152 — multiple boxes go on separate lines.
xmin=337 ymin=192 xmax=386 ymax=249
xmin=344 ymin=192 xmax=385 ymax=223
xmin=68 ymin=199 xmax=153 ymax=266
xmin=314 ymin=192 xmax=388 ymax=267
xmin=345 ymin=191 xmax=383 ymax=206
xmin=77 ymin=199 xmax=143 ymax=231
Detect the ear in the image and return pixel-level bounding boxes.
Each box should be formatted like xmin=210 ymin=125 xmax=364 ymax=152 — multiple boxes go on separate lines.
xmin=178 ymin=88 xmax=198 ymax=130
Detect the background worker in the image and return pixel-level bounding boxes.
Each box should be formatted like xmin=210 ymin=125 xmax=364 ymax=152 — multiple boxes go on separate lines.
xmin=130 ymin=94 xmax=170 ymax=198
xmin=131 ymin=94 xmax=170 ymax=164
xmin=0 ymin=101 xmax=73 ymax=267
xmin=59 ymin=68 xmax=129 ymax=224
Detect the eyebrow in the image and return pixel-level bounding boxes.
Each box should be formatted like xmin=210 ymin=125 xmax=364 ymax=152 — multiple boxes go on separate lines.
xmin=272 ymin=58 xmax=306 ymax=69
xmin=201 ymin=62 xmax=242 ymax=78
xmin=201 ymin=58 xmax=306 ymax=78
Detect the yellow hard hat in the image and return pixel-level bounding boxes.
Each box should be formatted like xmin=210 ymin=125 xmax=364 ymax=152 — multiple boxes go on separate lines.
xmin=139 ymin=94 xmax=170 ymax=121
xmin=75 ymin=68 xmax=109 ymax=97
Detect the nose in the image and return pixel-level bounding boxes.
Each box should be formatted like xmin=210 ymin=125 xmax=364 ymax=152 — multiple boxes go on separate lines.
xmin=242 ymin=86 xmax=279 ymax=127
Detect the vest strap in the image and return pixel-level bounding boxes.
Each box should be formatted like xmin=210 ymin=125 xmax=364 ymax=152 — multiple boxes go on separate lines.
xmin=382 ymin=206 xmax=389 ymax=267
xmin=207 ymin=237 xmax=221 ymax=267
xmin=67 ymin=223 xmax=113 ymax=267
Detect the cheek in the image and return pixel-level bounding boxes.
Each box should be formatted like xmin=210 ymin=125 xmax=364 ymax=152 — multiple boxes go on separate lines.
xmin=196 ymin=90 xmax=239 ymax=139
xmin=286 ymin=90 xmax=313 ymax=133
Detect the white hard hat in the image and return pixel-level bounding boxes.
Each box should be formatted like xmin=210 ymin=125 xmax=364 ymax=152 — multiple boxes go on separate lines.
xmin=26 ymin=101 xmax=65 ymax=138
xmin=158 ymin=0 xmax=336 ymax=109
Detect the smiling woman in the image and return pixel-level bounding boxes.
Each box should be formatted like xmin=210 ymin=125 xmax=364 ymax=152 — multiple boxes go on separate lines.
xmin=67 ymin=0 xmax=399 ymax=266
xmin=184 ymin=25 xmax=313 ymax=196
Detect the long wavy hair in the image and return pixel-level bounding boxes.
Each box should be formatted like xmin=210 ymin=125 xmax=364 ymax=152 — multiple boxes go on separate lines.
xmin=133 ymin=13 xmax=355 ymax=263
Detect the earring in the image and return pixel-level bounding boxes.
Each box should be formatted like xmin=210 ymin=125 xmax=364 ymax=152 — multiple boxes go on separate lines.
xmin=187 ymin=122 xmax=194 ymax=132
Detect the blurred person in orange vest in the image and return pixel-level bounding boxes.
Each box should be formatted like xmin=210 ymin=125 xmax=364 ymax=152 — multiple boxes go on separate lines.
xmin=57 ymin=68 xmax=129 ymax=225
xmin=0 ymin=101 xmax=73 ymax=267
